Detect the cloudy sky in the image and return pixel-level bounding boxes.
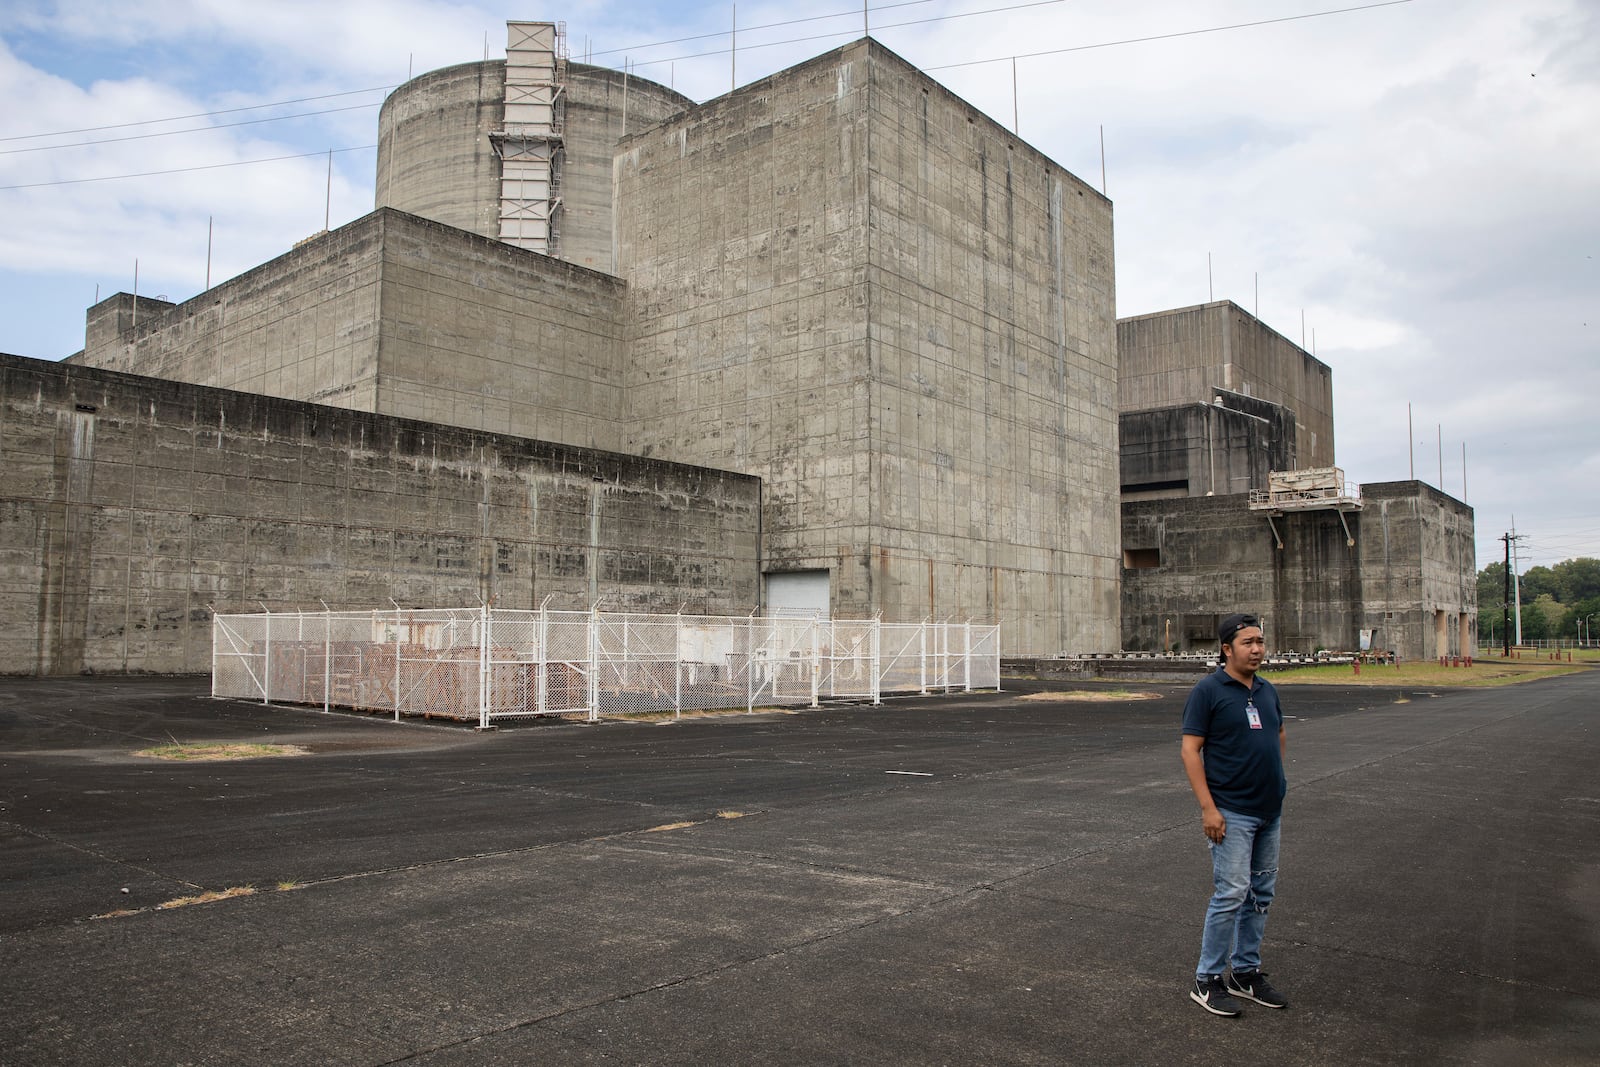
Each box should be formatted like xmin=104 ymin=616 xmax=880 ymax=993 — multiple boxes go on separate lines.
xmin=2 ymin=0 xmax=1595 ymax=574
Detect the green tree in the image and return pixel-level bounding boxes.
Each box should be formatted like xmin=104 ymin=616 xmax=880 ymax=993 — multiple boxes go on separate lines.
xmin=1553 ymin=557 xmax=1600 ymax=603
xmin=1520 ymin=565 xmax=1561 ymax=604
xmin=1478 ymin=558 xmax=1600 ymax=642
xmin=1559 ymin=607 xmax=1581 ymax=642
xmin=1477 ymin=561 xmax=1508 ymax=619
xmin=1580 ymin=598 xmax=1600 ymax=645
xmin=1532 ymin=594 xmax=1575 ymax=642
xmin=1520 ymin=597 xmax=1552 ymax=641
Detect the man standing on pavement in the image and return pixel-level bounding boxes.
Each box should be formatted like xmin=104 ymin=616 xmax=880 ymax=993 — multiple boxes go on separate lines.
xmin=1181 ymin=612 xmax=1290 ymax=1016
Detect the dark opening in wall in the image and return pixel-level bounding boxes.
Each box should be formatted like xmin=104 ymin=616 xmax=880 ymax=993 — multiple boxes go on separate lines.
xmin=1120 ymin=479 xmax=1188 ymax=500
xmin=1123 ymin=548 xmax=1161 ymax=569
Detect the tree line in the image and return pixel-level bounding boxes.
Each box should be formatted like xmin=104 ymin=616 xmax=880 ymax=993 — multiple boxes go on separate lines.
xmin=1476 ymin=557 xmax=1600 ymax=643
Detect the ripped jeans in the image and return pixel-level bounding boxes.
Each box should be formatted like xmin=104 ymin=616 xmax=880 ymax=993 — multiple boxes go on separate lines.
xmin=1197 ymin=809 xmax=1281 ymax=978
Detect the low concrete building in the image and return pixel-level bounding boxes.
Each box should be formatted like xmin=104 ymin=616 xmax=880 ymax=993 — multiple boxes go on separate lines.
xmin=1121 ymin=481 xmax=1475 ymax=659
xmin=0 ymin=353 xmax=759 ymax=675
xmin=1118 ymin=303 xmax=1475 ymax=661
xmin=77 ymin=209 xmax=632 ymax=452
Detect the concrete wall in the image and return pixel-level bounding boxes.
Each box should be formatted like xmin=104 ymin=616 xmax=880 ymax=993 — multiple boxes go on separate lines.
xmin=370 ymin=211 xmax=630 ymax=450
xmin=1119 ymin=301 xmax=1334 ymax=469
xmin=375 ymin=59 xmax=691 ymax=273
xmin=1358 ymin=480 xmax=1477 ymax=659
xmin=563 ymin=65 xmax=693 ymax=273
xmin=0 ymin=353 xmax=760 ymax=675
xmin=614 ymin=39 xmax=1119 ymax=654
xmin=1120 ymin=482 xmax=1474 ymax=660
xmin=1120 ymin=394 xmax=1296 ymax=499
xmin=1121 ymin=493 xmax=1277 ymax=652
xmin=72 ymin=210 xmax=631 ymax=453
xmin=74 ymin=219 xmax=386 ymax=412
xmin=865 ymin=42 xmax=1120 ymax=653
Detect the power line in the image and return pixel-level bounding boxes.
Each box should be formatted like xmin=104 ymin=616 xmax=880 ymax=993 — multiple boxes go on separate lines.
xmin=605 ymin=0 xmax=1081 ymax=72
xmin=590 ymin=0 xmax=1415 ymax=76
xmin=0 ymin=86 xmax=394 ymax=143
xmin=587 ymin=0 xmax=939 ymax=59
xmin=0 ymin=144 xmax=377 ymax=192
xmin=0 ymin=0 xmax=1418 ymax=189
xmin=925 ymin=0 xmax=1418 ymax=71
xmin=1 ymin=2 xmax=995 ymax=145
xmin=1 ymin=0 xmax=1413 ymax=148
xmin=0 ymin=102 xmax=382 ymax=156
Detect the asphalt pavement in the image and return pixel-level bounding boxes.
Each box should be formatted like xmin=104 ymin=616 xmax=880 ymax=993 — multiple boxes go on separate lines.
xmin=2 ymin=670 xmax=1597 ymax=1065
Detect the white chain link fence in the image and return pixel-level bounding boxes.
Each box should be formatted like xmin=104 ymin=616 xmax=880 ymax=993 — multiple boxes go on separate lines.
xmin=212 ymin=606 xmax=1000 ymax=727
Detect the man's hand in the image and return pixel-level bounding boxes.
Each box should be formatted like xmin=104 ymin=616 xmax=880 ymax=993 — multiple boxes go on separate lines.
xmin=1201 ymin=806 xmax=1227 ymax=843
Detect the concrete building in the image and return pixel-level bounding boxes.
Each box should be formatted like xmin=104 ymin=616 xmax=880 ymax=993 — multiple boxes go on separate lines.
xmin=1 ymin=352 xmax=759 ymax=675
xmin=1121 ymin=481 xmax=1476 ymax=659
xmin=610 ymin=43 xmax=1118 ymax=652
xmin=1117 ymin=302 xmax=1475 ymax=661
xmin=1119 ymin=301 xmax=1334 ymax=470
xmin=51 ymin=22 xmax=1120 ymax=669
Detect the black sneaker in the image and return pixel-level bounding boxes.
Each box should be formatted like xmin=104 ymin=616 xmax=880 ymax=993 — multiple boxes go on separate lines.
xmin=1226 ymin=970 xmax=1289 ymax=1009
xmin=1191 ymin=975 xmax=1243 ymax=1016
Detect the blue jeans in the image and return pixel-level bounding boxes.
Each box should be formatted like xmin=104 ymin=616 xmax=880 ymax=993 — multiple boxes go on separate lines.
xmin=1196 ymin=809 xmax=1281 ymax=978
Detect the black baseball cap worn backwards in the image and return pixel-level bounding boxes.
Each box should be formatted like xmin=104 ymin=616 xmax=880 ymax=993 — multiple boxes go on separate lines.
xmin=1218 ymin=613 xmax=1260 ymax=645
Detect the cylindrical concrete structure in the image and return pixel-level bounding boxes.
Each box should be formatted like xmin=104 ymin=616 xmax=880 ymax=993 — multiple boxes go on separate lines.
xmin=376 ymin=61 xmax=505 ymax=241
xmin=376 ymin=60 xmax=693 ymax=275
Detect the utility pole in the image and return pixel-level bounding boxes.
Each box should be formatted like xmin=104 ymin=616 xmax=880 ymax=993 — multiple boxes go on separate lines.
xmin=1499 ymin=532 xmax=1513 ymax=657
xmin=1509 ymin=523 xmax=1526 ymax=646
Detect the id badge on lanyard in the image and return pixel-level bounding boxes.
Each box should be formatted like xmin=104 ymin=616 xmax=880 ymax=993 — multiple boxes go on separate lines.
xmin=1245 ymin=698 xmax=1263 ymax=730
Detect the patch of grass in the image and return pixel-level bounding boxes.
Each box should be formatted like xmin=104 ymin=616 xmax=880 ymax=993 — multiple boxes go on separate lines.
xmin=643 ymin=821 xmax=697 ymax=833
xmin=715 ymin=810 xmax=749 ymax=819
xmin=1016 ymin=689 xmax=1161 ymax=702
xmin=1268 ymin=657 xmax=1587 ymax=688
xmin=156 ymin=886 xmax=256 ymax=910
xmin=134 ymin=742 xmax=308 ymax=762
xmin=91 ymin=885 xmax=265 ymax=921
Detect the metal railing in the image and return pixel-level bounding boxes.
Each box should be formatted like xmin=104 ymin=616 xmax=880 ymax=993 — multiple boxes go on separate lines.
xmin=212 ymin=607 xmax=1000 ymax=728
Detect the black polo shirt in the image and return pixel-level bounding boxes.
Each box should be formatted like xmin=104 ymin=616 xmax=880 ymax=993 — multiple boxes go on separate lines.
xmin=1181 ymin=666 xmax=1286 ymax=818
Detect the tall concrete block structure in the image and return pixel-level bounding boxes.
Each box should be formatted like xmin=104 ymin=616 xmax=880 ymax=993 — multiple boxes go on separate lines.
xmin=615 ymin=41 xmax=1120 ymax=652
